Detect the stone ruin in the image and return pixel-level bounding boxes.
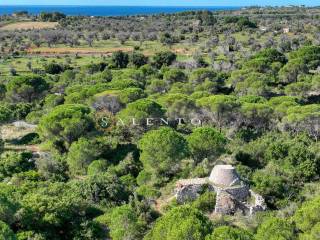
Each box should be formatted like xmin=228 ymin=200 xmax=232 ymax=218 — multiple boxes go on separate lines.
xmin=175 ymin=165 xmax=266 ymax=215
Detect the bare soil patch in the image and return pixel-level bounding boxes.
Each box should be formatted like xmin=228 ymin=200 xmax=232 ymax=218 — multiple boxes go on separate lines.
xmin=0 ymin=123 xmax=35 ymax=142
xmin=0 ymin=21 xmax=58 ymax=31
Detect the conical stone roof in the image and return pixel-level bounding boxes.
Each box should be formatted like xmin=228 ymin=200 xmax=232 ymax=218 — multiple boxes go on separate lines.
xmin=209 ymin=165 xmax=240 ymax=187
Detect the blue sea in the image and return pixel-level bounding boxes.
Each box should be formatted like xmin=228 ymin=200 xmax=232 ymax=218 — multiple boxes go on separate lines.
xmin=0 ymin=5 xmax=240 ymax=16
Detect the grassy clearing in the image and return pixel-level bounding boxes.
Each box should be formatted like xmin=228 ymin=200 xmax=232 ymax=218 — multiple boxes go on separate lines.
xmin=0 ymin=52 xmax=194 ymax=76
xmin=26 ymin=40 xmax=196 ymax=57
xmin=27 ymin=46 xmax=134 ymax=55
xmin=0 ymin=21 xmax=58 ymax=31
xmin=0 ymin=55 xmax=107 ymax=75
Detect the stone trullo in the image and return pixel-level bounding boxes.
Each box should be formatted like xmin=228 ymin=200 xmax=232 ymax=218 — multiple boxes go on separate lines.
xmin=175 ymin=165 xmax=266 ymax=215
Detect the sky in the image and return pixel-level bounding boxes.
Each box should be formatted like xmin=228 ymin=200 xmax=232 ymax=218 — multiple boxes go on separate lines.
xmin=0 ymin=0 xmax=317 ymax=6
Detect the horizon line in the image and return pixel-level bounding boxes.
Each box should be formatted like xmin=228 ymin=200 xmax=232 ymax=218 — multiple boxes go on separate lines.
xmin=0 ymin=4 xmax=243 ymax=7
xmin=0 ymin=4 xmax=317 ymax=7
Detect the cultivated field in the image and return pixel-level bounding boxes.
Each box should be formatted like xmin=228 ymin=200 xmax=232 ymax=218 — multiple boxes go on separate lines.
xmin=0 ymin=21 xmax=58 ymax=31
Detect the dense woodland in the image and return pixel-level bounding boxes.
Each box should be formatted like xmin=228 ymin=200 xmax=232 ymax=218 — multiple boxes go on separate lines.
xmin=0 ymin=6 xmax=320 ymax=240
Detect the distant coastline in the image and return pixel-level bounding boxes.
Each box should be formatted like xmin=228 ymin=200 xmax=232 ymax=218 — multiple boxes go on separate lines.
xmin=0 ymin=5 xmax=241 ymax=16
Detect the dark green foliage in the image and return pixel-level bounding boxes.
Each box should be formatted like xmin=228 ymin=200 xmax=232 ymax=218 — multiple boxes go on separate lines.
xmin=87 ymin=160 xmax=109 ymax=175
xmin=71 ymin=172 xmax=131 ymax=205
xmin=138 ymin=127 xmax=188 ymax=184
xmin=191 ymin=191 xmax=216 ymax=213
xmin=9 ymin=103 xmax=33 ymax=120
xmin=0 ymin=152 xmax=35 ymax=180
xmin=279 ymin=46 xmax=320 ymax=83
xmin=112 ymin=51 xmax=129 ymax=68
xmin=65 ymin=83 xmax=110 ymax=104
xmin=117 ymin=98 xmax=165 ymax=128
xmin=43 ymin=94 xmax=65 ymax=109
xmin=252 ymin=167 xmax=287 ymax=207
xmin=187 ymin=127 xmax=227 ymax=163
xmin=293 ymin=196 xmax=320 ymax=233
xmin=157 ymin=93 xmax=197 ymax=120
xmin=236 ymin=132 xmax=320 ymax=207
xmin=224 ymin=16 xmax=242 ymax=23
xmin=12 ymin=133 xmax=40 ymax=145
xmin=18 ymin=183 xmax=104 ymax=239
xmin=82 ymin=62 xmax=107 ymax=74
xmin=144 ymin=205 xmax=212 ymax=240
xmin=0 ymin=84 xmax=6 ymax=100
xmin=160 ymin=32 xmax=178 ymax=46
xmin=206 ymin=226 xmax=253 ymax=240
xmin=6 ymin=75 xmax=49 ymax=103
xmin=196 ymin=95 xmax=240 ymax=130
xmin=35 ymin=154 xmax=69 ymax=181
xmin=163 ymin=69 xmax=187 ymax=84
xmin=0 ymin=221 xmax=16 ymax=240
xmin=237 ymin=17 xmax=257 ymax=29
xmin=101 ymin=204 xmax=146 ymax=240
xmin=224 ymin=16 xmax=257 ymax=29
xmin=16 ymin=231 xmax=49 ymax=240
xmin=0 ymin=105 xmax=12 ymax=123
xmin=44 ymin=63 xmax=64 ymax=74
xmin=129 ymin=52 xmax=149 ymax=68
xmin=153 ymin=51 xmax=177 ymax=69
xmin=119 ymin=88 xmax=146 ymax=104
xmin=0 ymin=139 xmax=3 ymax=155
xmin=255 ymin=217 xmax=295 ymax=240
xmin=39 ymin=11 xmax=66 ymax=21
xmin=253 ymin=48 xmax=287 ymax=65
xmin=196 ymin=10 xmax=217 ymax=26
xmin=189 ymin=68 xmax=218 ymax=85
xmin=67 ymin=138 xmax=101 ymax=176
xmin=97 ymin=197 xmax=158 ymax=240
xmin=0 ymin=192 xmax=19 ymax=225
xmin=38 ymin=104 xmax=94 ymax=152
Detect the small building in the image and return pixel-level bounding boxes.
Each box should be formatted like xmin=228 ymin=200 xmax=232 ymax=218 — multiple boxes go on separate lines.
xmin=174 ymin=165 xmax=267 ymax=215
xmin=283 ymin=27 xmax=290 ymax=33
xmin=209 ymin=164 xmax=240 ymax=186
xmin=192 ymin=20 xmax=201 ymax=27
xmin=259 ymin=26 xmax=268 ymax=31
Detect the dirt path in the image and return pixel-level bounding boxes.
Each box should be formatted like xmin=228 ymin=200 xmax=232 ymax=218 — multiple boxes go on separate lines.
xmin=25 ymin=46 xmax=193 ymax=57
xmin=4 ymin=144 xmax=40 ymax=152
xmin=154 ymin=195 xmax=176 ymax=213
